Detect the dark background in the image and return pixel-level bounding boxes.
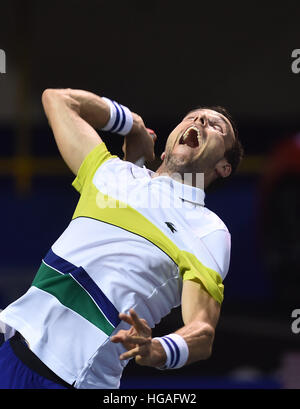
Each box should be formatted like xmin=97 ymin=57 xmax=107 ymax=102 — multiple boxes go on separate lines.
xmin=0 ymin=0 xmax=300 ymax=389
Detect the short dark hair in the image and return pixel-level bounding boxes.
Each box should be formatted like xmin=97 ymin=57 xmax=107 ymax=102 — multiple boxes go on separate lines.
xmin=186 ymin=105 xmax=244 ymax=176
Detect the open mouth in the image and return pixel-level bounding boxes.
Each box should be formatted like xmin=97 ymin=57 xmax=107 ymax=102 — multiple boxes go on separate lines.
xmin=179 ymin=126 xmax=200 ymax=148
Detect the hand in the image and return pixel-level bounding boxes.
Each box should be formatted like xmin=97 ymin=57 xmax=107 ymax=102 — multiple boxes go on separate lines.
xmin=122 ymin=113 xmax=157 ymax=163
xmin=110 ymin=309 xmax=165 ymax=367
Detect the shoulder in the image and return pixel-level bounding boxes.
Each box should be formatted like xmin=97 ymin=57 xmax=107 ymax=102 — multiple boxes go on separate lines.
xmin=202 ymin=209 xmax=231 ymax=280
xmin=94 ymin=157 xmax=153 ymax=182
xmin=192 ymin=207 xmax=231 ymax=280
xmin=191 ymin=205 xmax=230 ymax=238
xmin=73 ymin=142 xmax=152 ymax=194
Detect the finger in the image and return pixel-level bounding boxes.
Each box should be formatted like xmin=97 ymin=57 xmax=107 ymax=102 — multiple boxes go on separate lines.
xmin=119 ymin=309 xmax=149 ymax=335
xmin=151 ymin=133 xmax=157 ymax=143
xmin=122 ymin=335 xmax=151 ymax=346
xmin=119 ymin=343 xmax=149 ymax=361
xmin=129 ymin=309 xmax=146 ymax=333
xmin=111 ymin=332 xmax=150 ymax=345
xmin=120 ymin=346 xmax=140 ymax=361
xmin=139 ymin=319 xmax=149 ymax=326
xmin=110 ymin=334 xmax=125 ymax=343
xmin=146 ymin=128 xmax=157 ymax=142
xmin=120 ymin=342 xmax=151 ymax=361
xmin=119 ymin=312 xmax=134 ymax=326
xmin=110 ymin=329 xmax=130 ymax=343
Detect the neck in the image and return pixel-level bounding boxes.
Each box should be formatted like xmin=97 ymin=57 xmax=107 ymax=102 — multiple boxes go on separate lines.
xmin=154 ymin=162 xmax=210 ymax=190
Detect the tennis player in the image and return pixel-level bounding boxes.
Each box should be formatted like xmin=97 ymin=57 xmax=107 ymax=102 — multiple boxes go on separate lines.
xmin=0 ymin=89 xmax=243 ymax=388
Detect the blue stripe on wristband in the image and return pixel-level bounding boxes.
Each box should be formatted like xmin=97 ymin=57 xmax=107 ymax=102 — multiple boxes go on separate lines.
xmin=164 ymin=336 xmax=180 ymax=368
xmin=115 ymin=103 xmax=126 ymax=133
xmin=110 ymin=101 xmax=121 ymax=132
xmin=154 ymin=333 xmax=189 ymax=370
xmin=101 ymin=97 xmax=133 ymax=136
xmin=161 ymin=337 xmax=175 ymax=367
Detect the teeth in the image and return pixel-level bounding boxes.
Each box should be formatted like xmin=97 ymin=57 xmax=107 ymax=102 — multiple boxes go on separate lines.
xmin=182 ymin=126 xmax=200 ymax=144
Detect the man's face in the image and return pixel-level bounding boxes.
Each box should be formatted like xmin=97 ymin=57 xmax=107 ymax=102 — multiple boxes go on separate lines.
xmin=162 ymin=109 xmax=235 ymax=175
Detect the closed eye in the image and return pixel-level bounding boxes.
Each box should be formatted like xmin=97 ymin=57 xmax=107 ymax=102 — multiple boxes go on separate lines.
xmin=209 ymin=121 xmax=224 ymax=133
xmin=214 ymin=124 xmax=223 ymax=132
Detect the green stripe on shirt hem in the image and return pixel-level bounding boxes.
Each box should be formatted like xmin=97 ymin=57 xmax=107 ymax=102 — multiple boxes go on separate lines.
xmin=32 ymin=261 xmax=115 ymax=335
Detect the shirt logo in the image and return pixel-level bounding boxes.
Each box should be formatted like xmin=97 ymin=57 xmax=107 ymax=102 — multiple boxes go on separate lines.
xmin=165 ymin=222 xmax=177 ymax=233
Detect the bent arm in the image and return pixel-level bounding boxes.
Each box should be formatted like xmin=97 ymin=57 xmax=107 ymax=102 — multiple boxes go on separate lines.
xmin=111 ymin=280 xmax=221 ymax=368
xmin=175 ymin=279 xmax=220 ymax=364
xmin=42 ymin=88 xmax=156 ymax=176
xmin=150 ymin=280 xmax=220 ymax=366
xmin=42 ymin=88 xmax=109 ymax=175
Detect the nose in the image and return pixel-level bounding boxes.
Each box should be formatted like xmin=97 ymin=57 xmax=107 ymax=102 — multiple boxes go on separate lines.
xmin=193 ymin=113 xmax=207 ymax=127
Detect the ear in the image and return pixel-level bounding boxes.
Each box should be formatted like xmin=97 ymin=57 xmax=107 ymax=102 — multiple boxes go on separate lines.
xmin=215 ymin=158 xmax=232 ymax=178
xmin=160 ymin=152 xmax=166 ymax=161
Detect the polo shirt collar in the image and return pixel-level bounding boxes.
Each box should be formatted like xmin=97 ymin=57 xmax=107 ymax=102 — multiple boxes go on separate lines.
xmin=149 ymin=173 xmax=205 ymax=206
xmin=171 ymin=178 xmax=205 ymax=206
xmin=137 ymin=167 xmax=205 ymax=206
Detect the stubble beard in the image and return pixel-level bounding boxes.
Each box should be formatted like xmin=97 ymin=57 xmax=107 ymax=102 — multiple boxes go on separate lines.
xmin=161 ymin=152 xmax=205 ymax=188
xmin=164 ymin=151 xmax=200 ymax=175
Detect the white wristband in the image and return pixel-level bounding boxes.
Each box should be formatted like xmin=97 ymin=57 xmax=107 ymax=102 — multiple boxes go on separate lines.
xmin=101 ymin=97 xmax=133 ymax=136
xmin=154 ymin=333 xmax=189 ymax=369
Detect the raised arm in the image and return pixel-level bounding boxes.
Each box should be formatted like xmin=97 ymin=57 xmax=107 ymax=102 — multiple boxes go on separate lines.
xmin=42 ymin=88 xmax=156 ymax=175
xmin=42 ymin=89 xmax=108 ymax=175
xmin=111 ymin=280 xmax=220 ymax=368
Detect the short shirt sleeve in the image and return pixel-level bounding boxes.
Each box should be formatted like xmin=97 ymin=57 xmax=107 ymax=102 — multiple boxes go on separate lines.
xmin=200 ymin=230 xmax=231 ymax=280
xmin=181 ymin=229 xmax=231 ymax=304
xmin=72 ymin=143 xmax=117 ymax=194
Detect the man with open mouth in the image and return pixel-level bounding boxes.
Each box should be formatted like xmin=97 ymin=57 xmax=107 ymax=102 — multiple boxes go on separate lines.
xmin=0 ymin=89 xmax=243 ymax=389
xmin=157 ymin=107 xmax=241 ymax=189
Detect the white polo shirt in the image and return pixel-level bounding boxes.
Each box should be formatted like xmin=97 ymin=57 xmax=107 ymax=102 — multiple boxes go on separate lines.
xmin=0 ymin=143 xmax=231 ymax=389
